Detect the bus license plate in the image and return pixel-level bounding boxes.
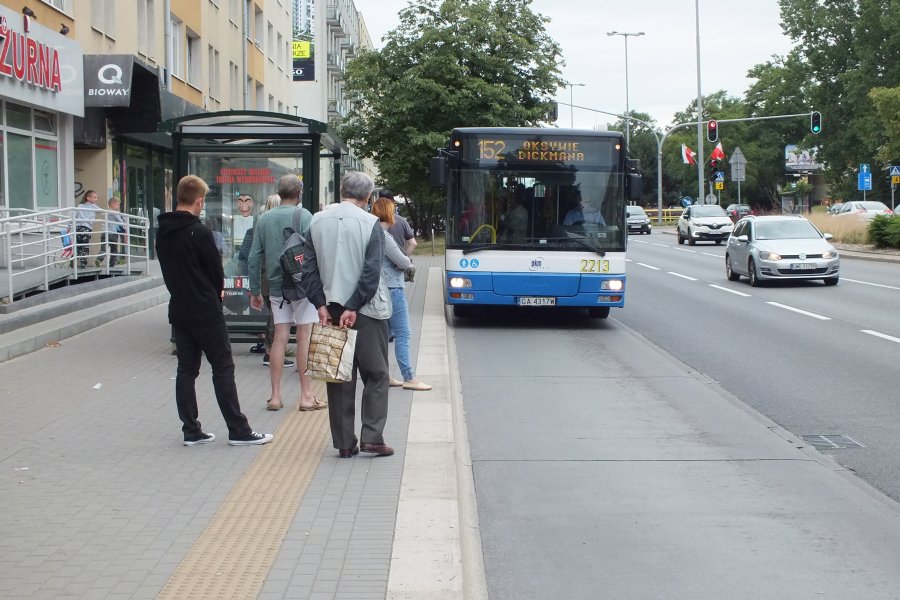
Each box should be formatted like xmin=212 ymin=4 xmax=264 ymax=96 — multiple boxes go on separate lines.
xmin=518 ymin=297 xmax=556 ymax=306
xmin=791 ymin=263 xmax=815 ymax=270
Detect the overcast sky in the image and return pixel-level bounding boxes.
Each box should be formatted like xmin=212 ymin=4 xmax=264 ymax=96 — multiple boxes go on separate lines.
xmin=351 ymin=0 xmax=795 ymax=131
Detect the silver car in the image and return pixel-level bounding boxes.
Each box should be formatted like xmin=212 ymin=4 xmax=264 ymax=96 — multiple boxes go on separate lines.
xmin=833 ymin=200 xmax=893 ymax=221
xmin=725 ymin=215 xmax=840 ymax=286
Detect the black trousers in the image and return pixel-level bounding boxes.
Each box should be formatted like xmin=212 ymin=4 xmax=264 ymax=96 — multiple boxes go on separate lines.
xmin=172 ymin=319 xmax=252 ymax=438
xmin=324 ymin=305 xmax=390 ymax=450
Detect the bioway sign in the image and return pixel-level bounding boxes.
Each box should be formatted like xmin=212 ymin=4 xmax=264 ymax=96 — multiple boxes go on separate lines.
xmin=84 ymin=55 xmax=135 ymax=107
xmin=0 ymin=5 xmax=83 ymax=117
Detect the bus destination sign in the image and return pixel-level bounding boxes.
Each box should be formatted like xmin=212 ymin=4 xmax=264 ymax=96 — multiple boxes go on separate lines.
xmin=462 ymin=136 xmax=614 ymax=166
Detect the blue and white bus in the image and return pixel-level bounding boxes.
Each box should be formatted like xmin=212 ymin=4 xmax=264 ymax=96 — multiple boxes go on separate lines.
xmin=431 ymin=127 xmax=642 ymax=318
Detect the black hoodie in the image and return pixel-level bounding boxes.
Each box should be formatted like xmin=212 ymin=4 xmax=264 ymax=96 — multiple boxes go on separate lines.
xmin=156 ymin=210 xmax=225 ymax=327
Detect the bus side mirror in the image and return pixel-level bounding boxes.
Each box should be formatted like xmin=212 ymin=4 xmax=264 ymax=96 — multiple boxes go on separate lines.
xmin=627 ymin=172 xmax=642 ymax=202
xmin=430 ymin=156 xmax=447 ymax=187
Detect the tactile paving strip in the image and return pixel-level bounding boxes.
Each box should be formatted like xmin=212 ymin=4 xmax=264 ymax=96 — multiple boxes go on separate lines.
xmin=157 ymin=384 xmax=329 ymax=600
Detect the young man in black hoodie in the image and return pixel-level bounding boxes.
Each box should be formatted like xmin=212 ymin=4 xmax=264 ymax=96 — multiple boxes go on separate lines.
xmin=156 ymin=175 xmax=273 ymax=447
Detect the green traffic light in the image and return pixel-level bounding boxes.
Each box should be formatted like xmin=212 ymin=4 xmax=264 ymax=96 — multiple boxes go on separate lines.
xmin=810 ymin=111 xmax=822 ymax=134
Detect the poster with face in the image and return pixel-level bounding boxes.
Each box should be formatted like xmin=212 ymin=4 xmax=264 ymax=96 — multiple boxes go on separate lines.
xmin=233 ymin=194 xmax=256 ymax=245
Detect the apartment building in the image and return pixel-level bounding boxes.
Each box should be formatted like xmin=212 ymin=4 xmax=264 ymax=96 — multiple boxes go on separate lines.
xmin=0 ymin=0 xmax=374 ymax=224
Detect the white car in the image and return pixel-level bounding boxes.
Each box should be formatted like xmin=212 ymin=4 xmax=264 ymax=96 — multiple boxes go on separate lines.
xmin=833 ymin=201 xmax=893 ymax=221
xmin=677 ymin=204 xmax=733 ymax=245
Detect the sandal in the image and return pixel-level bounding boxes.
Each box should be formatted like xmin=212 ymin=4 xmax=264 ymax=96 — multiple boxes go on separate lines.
xmin=266 ymin=399 xmax=283 ymax=411
xmin=298 ymin=397 xmax=328 ymax=411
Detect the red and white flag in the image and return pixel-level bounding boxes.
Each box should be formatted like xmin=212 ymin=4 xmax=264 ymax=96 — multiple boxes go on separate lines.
xmin=681 ymin=143 xmax=697 ymax=165
xmin=710 ymin=142 xmax=726 ymax=161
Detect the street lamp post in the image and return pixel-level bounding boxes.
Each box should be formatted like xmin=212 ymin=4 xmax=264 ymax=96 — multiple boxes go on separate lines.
xmin=607 ymin=31 xmax=644 ymax=150
xmin=564 ymin=82 xmax=585 ymax=128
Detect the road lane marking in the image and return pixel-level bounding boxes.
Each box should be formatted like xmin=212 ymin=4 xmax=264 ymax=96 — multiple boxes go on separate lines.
xmin=637 ymin=262 xmax=660 ymax=270
xmin=668 ymin=272 xmax=698 ymax=281
xmin=702 ymin=252 xmax=721 ymax=258
xmin=673 ymin=247 xmax=697 ymax=253
xmin=709 ymin=284 xmax=751 ymax=297
xmin=651 ymin=243 xmax=668 ymax=248
xmin=766 ymin=302 xmax=830 ymax=320
xmin=861 ymin=330 xmax=900 ymax=344
xmin=843 ymin=278 xmax=900 ymax=291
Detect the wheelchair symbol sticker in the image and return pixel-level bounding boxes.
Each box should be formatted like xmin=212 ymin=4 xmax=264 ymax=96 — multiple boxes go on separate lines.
xmin=459 ymin=258 xmax=480 ymax=269
xmin=470 ymin=259 xmax=479 ymax=268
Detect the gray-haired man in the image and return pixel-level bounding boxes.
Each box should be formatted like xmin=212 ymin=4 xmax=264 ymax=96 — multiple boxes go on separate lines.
xmin=301 ymin=171 xmax=394 ymax=458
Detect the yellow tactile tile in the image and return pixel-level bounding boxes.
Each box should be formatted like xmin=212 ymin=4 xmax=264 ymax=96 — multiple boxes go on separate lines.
xmin=158 ymin=383 xmax=329 ymax=600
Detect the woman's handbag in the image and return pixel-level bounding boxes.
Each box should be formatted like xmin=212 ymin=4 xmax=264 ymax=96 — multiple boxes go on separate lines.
xmin=404 ymin=261 xmax=416 ymax=283
xmin=305 ymin=323 xmax=357 ymax=383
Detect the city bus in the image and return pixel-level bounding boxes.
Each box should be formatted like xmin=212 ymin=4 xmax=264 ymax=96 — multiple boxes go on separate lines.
xmin=430 ymin=127 xmax=642 ymax=318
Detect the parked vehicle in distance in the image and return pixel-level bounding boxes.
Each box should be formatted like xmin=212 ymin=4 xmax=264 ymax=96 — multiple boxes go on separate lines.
xmin=725 ymin=203 xmax=753 ymax=222
xmin=725 ymin=215 xmax=840 ymax=286
xmin=827 ymin=202 xmax=844 ymax=215
xmin=626 ymin=205 xmax=652 ymax=234
xmin=677 ymin=204 xmax=733 ymax=245
xmin=832 ymin=201 xmax=893 ymax=221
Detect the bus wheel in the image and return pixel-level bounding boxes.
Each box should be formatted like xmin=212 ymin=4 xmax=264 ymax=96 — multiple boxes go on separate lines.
xmin=588 ymin=307 xmax=610 ymax=319
xmin=453 ymin=304 xmax=473 ymax=318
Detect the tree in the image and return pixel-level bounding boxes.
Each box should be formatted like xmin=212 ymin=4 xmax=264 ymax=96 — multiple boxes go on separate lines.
xmin=604 ymin=111 xmax=658 ymax=205
xmin=340 ymin=0 xmax=564 ymax=236
xmin=869 ymin=85 xmax=900 ymax=164
xmin=779 ymin=0 xmax=900 ymax=202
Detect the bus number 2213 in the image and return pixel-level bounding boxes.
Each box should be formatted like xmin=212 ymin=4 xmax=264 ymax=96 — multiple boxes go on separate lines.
xmin=579 ymin=259 xmax=610 ymax=273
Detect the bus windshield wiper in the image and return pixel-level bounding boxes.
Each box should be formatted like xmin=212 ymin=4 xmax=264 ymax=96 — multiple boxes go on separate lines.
xmin=462 ymin=243 xmax=530 ymax=255
xmin=527 ymin=237 xmax=607 ymax=257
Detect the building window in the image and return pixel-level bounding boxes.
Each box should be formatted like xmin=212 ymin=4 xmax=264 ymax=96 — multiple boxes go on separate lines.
xmin=91 ymin=0 xmax=116 ymax=37
xmin=138 ymin=0 xmax=156 ymax=59
xmin=268 ymin=22 xmax=275 ymax=58
xmin=170 ymin=16 xmax=185 ymax=79
xmin=230 ymin=0 xmax=240 ymax=25
xmin=255 ymin=82 xmax=264 ymax=110
xmin=187 ymin=29 xmax=201 ymax=85
xmin=208 ymin=46 xmax=220 ymax=99
xmin=277 ymin=32 xmax=284 ymax=68
xmin=229 ymin=62 xmax=240 ymax=109
xmin=41 ymin=0 xmax=71 ymax=12
xmin=254 ymin=6 xmax=264 ymax=46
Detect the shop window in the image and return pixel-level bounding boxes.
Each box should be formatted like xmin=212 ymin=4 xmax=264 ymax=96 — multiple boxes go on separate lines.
xmin=6 ymin=103 xmax=31 ymax=130
xmin=35 ymin=140 xmax=59 ymax=208
xmin=34 ymin=110 xmax=56 ymax=135
xmin=7 ymin=133 xmax=34 ymax=210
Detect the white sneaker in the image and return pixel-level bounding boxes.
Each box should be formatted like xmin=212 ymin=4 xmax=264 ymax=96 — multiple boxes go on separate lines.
xmin=184 ymin=432 xmax=215 ymax=446
xmin=228 ymin=431 xmax=274 ymax=446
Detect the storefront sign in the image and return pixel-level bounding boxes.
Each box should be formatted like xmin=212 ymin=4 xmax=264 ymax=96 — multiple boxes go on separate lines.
xmin=0 ymin=6 xmax=83 ymax=117
xmin=84 ymin=55 xmax=135 ymax=107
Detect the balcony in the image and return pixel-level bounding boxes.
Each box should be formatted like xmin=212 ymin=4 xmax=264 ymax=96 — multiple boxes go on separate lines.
xmin=327 ymin=52 xmax=343 ymax=74
xmin=327 ymin=100 xmax=345 ymax=119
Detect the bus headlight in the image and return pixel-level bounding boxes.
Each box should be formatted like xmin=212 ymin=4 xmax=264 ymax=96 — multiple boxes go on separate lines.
xmin=601 ymin=279 xmax=624 ymax=291
xmin=449 ymin=277 xmax=472 ymax=288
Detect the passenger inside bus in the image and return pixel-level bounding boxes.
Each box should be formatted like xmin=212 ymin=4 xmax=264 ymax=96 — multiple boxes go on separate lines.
xmin=563 ymin=191 xmax=606 ymax=226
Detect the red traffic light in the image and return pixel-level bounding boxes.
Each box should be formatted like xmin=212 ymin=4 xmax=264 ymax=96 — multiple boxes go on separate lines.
xmin=706 ymin=120 xmax=719 ymax=143
xmin=710 ymin=159 xmax=719 ymax=169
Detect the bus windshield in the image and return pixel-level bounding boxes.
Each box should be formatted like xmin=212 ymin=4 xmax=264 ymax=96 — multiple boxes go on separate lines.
xmin=447 ymin=168 xmax=626 ymax=253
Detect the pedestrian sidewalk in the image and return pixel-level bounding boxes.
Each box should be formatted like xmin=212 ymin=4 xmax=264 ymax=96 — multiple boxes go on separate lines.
xmin=3 ymin=252 xmax=900 ymax=599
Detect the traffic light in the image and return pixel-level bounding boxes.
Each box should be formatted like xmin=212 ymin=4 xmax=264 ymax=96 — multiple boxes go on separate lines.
xmin=706 ymin=119 xmax=718 ymax=143
xmin=810 ymin=111 xmax=822 ymax=134
xmin=710 ymin=159 xmax=719 ymax=170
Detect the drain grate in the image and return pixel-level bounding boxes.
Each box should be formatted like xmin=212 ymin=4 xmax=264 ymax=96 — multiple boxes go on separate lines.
xmin=801 ymin=434 xmax=866 ymax=450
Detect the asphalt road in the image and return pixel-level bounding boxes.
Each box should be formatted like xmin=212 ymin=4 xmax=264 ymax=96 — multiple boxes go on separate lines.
xmin=620 ymin=230 xmax=900 ymax=500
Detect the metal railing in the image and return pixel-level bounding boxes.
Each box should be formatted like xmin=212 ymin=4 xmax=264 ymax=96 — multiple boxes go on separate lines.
xmin=0 ymin=207 xmax=150 ymax=304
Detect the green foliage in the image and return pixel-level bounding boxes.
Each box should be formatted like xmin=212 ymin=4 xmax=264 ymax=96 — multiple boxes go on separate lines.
xmin=868 ymin=215 xmax=900 ymax=248
xmin=778 ymin=0 xmax=899 ymax=203
xmin=340 ymin=0 xmax=563 ymax=234
xmin=605 ymin=111 xmax=658 ymax=204
xmin=869 ymin=86 xmax=900 ymax=164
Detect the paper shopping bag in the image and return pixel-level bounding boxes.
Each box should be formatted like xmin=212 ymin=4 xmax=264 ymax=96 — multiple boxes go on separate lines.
xmin=305 ymin=323 xmax=357 ymax=383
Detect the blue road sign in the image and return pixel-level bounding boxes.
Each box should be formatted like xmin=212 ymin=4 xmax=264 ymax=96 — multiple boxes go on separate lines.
xmin=890 ymin=165 xmax=900 ymax=177
xmin=858 ymin=172 xmax=873 ymax=191
xmin=860 ymin=163 xmax=870 ymax=174
xmin=714 ymin=171 xmax=725 ymax=183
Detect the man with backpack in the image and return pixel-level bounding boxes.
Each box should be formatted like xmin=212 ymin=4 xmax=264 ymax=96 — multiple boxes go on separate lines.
xmin=248 ymin=174 xmax=326 ymax=412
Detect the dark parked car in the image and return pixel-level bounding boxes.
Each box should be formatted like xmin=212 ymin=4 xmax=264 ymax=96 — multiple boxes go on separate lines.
xmin=725 ymin=203 xmax=753 ymax=222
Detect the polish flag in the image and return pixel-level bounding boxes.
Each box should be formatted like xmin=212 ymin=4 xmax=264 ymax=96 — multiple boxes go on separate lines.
xmin=710 ymin=142 xmax=726 ymax=161
xmin=681 ymin=143 xmax=697 ymax=165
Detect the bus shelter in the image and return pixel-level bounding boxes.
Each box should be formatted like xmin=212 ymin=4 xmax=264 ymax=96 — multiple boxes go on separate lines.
xmin=161 ymin=111 xmax=343 ymax=341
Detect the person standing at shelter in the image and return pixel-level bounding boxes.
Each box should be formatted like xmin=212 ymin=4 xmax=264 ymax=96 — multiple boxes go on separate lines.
xmin=248 ymin=175 xmax=325 ymax=412
xmin=371 ymin=197 xmax=432 ymax=392
xmin=301 ymin=171 xmax=394 ymax=458
xmin=156 ymin=174 xmax=273 ymax=447
xmin=75 ymin=190 xmax=100 ymax=268
xmin=380 ymin=190 xmax=417 ymax=256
